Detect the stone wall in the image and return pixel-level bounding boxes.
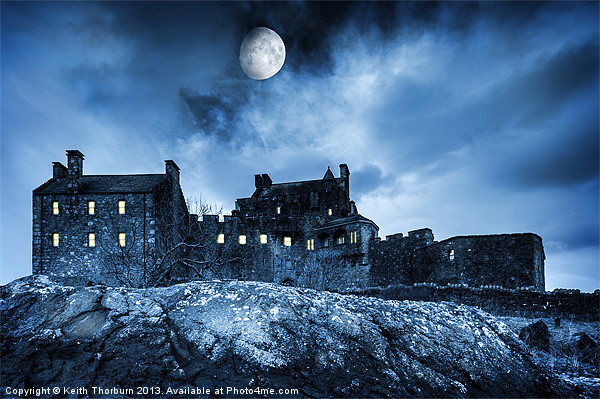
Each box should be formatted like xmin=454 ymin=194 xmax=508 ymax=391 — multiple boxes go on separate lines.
xmin=33 ymin=192 xmax=156 ymax=284
xmin=411 ymin=233 xmax=545 ymax=291
xmin=347 ymin=284 xmax=599 ymax=322
xmin=368 ymin=228 xmax=435 ymax=287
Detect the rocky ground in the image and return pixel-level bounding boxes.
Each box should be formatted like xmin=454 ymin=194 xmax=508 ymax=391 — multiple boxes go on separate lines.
xmin=498 ymin=316 xmax=600 ymax=398
xmin=0 ymin=275 xmax=592 ymax=398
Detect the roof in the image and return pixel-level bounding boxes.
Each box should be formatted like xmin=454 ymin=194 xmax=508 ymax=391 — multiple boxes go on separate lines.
xmin=253 ymin=178 xmax=342 ymax=198
xmin=315 ymin=214 xmax=379 ymax=231
xmin=33 ymin=174 xmax=168 ymax=194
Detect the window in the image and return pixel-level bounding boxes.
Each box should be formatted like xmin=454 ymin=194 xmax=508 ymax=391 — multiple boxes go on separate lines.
xmin=239 ymin=235 xmax=246 ymax=245
xmin=52 ymin=233 xmax=59 ymax=247
xmin=448 ymin=249 xmax=455 ymax=261
xmin=284 ymin=236 xmax=291 ymax=246
xmin=118 ymin=200 xmax=126 ymax=214
xmin=328 ymin=208 xmax=332 ymax=216
xmin=307 ymin=238 xmax=314 ymax=250
xmin=88 ymin=201 xmax=95 ymax=215
xmin=350 ymin=231 xmax=358 ymax=243
xmin=276 ymin=206 xmax=281 ymax=214
xmin=260 ymin=234 xmax=268 ymax=244
xmin=337 ymin=235 xmax=345 ymax=245
xmin=52 ymin=201 xmax=59 ymax=215
xmin=217 ymin=233 xmax=225 ymax=244
xmin=118 ymin=233 xmax=126 ymax=247
xmin=88 ymin=233 xmax=96 ymax=247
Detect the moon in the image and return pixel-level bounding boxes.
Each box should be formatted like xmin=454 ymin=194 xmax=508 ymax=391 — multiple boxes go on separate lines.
xmin=239 ymin=27 xmax=286 ymax=80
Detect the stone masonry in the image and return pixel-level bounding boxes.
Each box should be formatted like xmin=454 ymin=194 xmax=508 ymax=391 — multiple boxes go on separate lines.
xmin=33 ymin=151 xmax=546 ymax=291
xmin=32 ymin=151 xmax=186 ymax=286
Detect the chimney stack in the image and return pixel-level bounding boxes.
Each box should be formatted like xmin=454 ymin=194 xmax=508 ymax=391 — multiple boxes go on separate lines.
xmin=66 ymin=150 xmax=84 ymax=191
xmin=52 ymin=162 xmax=68 ymax=179
xmin=261 ymin=173 xmax=272 ymax=189
xmin=255 ymin=174 xmax=263 ymax=189
xmin=165 ymin=160 xmax=180 ymax=185
xmin=339 ymin=164 xmax=349 ymax=187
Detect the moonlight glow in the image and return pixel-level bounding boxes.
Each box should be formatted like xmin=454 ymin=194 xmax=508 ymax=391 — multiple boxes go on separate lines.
xmin=239 ymin=27 xmax=286 ymax=80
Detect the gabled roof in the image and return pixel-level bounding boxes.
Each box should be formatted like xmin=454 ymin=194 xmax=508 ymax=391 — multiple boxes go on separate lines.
xmin=257 ymin=179 xmax=318 ymax=197
xmin=315 ymin=214 xmax=379 ymax=231
xmin=253 ymin=177 xmax=344 ymax=198
xmin=33 ymin=174 xmax=168 ymax=195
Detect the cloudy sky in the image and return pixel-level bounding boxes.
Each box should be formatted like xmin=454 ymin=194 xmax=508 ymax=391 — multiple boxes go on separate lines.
xmin=1 ymin=1 xmax=598 ymax=291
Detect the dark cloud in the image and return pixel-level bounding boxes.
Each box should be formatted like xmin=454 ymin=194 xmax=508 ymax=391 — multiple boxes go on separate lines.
xmin=179 ymin=89 xmax=239 ymax=142
xmin=1 ymin=1 xmax=598 ymax=292
xmin=507 ymin=116 xmax=599 ymax=188
xmin=351 ymin=164 xmax=390 ymax=197
xmin=502 ymin=41 xmax=599 ymax=129
xmin=551 ymin=221 xmax=600 ymax=251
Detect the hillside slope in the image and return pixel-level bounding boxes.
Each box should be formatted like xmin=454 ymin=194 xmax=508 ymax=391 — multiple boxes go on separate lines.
xmin=1 ymin=276 xmax=574 ymax=398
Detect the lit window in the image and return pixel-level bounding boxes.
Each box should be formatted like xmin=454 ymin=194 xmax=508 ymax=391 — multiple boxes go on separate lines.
xmin=118 ymin=200 xmax=126 ymax=214
xmin=448 ymin=249 xmax=455 ymax=261
xmin=217 ymin=234 xmax=225 ymax=244
xmin=328 ymin=208 xmax=332 ymax=216
xmin=284 ymin=236 xmax=291 ymax=246
xmin=88 ymin=233 xmax=96 ymax=247
xmin=53 ymin=233 xmax=59 ymax=247
xmin=260 ymin=234 xmax=268 ymax=244
xmin=118 ymin=233 xmax=126 ymax=247
xmin=337 ymin=235 xmax=345 ymax=245
xmin=88 ymin=201 xmax=95 ymax=215
xmin=276 ymin=206 xmax=281 ymax=214
xmin=52 ymin=201 xmax=59 ymax=215
xmin=350 ymin=231 xmax=358 ymax=243
xmin=307 ymin=238 xmax=314 ymax=250
xmin=239 ymin=235 xmax=246 ymax=245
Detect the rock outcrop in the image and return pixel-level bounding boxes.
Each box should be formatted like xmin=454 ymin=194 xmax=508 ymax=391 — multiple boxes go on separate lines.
xmin=1 ymin=276 xmax=573 ymax=397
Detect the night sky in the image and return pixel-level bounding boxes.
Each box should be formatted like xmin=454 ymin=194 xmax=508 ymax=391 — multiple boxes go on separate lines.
xmin=1 ymin=1 xmax=598 ymax=291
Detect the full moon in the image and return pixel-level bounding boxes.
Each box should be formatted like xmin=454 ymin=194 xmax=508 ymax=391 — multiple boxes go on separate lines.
xmin=239 ymin=27 xmax=286 ymax=80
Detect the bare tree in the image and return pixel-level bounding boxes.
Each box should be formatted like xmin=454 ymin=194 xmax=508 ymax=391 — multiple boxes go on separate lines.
xmin=172 ymin=197 xmax=241 ymax=282
xmin=297 ymin=247 xmax=346 ymax=291
xmin=99 ymin=193 xmax=239 ymax=288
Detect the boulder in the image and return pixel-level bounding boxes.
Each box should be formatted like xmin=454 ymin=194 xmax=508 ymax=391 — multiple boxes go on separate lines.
xmin=519 ymin=320 xmax=551 ymax=352
xmin=576 ymin=333 xmax=599 ymax=367
xmin=1 ymin=275 xmax=572 ymax=398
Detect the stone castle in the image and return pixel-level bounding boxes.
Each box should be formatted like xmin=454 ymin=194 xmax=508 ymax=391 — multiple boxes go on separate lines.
xmin=33 ymin=150 xmax=545 ymax=290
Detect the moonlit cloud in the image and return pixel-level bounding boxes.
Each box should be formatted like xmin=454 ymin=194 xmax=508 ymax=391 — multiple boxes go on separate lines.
xmin=2 ymin=1 xmax=598 ymax=291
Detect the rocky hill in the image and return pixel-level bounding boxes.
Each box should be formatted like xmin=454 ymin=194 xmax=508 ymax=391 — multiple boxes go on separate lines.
xmin=0 ymin=276 xmax=580 ymax=398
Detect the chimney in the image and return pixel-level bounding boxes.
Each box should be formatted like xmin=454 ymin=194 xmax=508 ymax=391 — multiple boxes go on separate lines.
xmin=66 ymin=150 xmax=84 ymax=191
xmin=339 ymin=164 xmax=349 ymax=189
xmin=339 ymin=164 xmax=349 ymax=180
xmin=255 ymin=174 xmax=263 ymax=189
xmin=261 ymin=173 xmax=272 ymax=189
xmin=66 ymin=150 xmax=84 ymax=179
xmin=52 ymin=162 xmax=68 ymax=179
xmin=165 ymin=160 xmax=180 ymax=185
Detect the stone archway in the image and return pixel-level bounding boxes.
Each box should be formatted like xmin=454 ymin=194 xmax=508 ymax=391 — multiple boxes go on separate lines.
xmin=280 ymin=278 xmax=295 ymax=287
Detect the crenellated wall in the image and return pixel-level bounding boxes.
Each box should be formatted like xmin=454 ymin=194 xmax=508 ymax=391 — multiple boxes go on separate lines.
xmin=368 ymin=228 xmax=435 ymax=287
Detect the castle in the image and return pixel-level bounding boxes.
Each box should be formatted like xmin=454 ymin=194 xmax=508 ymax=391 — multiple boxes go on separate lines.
xmin=33 ymin=151 xmax=545 ymax=291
